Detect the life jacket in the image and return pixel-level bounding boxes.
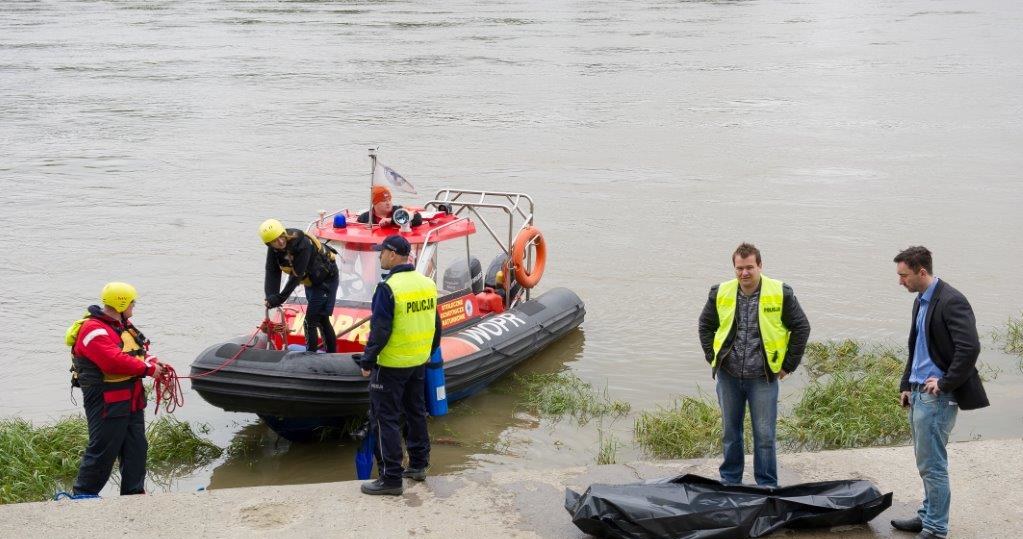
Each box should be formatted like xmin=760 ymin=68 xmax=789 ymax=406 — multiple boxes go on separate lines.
xmin=377 ymin=270 xmax=438 ymax=368
xmin=711 ymin=276 xmax=791 ymax=374
xmin=275 ymin=229 xmax=338 ymax=286
xmin=66 ymin=308 xmax=149 ymax=387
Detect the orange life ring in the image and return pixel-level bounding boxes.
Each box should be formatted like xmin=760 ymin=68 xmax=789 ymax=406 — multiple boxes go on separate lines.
xmin=511 ymin=226 xmax=546 ymax=289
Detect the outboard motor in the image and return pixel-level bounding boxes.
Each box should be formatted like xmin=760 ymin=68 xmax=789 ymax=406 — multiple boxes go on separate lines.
xmin=443 ymin=256 xmax=483 ymax=293
xmin=485 ymin=253 xmax=522 ymax=302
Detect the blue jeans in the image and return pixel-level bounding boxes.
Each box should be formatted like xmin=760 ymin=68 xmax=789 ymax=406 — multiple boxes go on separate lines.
xmin=716 ymin=369 xmax=779 ymax=487
xmin=910 ymin=389 xmax=958 ymax=537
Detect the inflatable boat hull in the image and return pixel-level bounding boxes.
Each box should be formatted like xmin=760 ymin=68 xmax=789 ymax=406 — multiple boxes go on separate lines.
xmin=190 ymin=287 xmax=584 ymax=421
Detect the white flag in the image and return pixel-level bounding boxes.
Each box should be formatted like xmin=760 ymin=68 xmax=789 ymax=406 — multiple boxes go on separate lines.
xmin=372 ymin=162 xmax=417 ymax=194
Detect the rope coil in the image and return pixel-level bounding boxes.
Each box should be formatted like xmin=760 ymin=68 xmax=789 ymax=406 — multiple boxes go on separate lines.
xmin=151 ymin=310 xmax=291 ymax=414
xmin=153 ymin=363 xmax=183 ymax=414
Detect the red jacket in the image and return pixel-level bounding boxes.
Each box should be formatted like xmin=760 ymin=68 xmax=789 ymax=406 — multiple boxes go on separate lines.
xmin=73 ymin=314 xmax=156 ymax=378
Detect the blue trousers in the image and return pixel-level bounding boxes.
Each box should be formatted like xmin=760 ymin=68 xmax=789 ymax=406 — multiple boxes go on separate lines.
xmin=369 ymin=364 xmax=430 ymax=485
xmin=910 ymin=389 xmax=958 ymax=537
xmin=716 ymin=369 xmax=779 ymax=487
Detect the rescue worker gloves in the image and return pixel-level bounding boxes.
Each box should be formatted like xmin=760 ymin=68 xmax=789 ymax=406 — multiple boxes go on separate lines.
xmin=259 ymin=219 xmax=286 ymax=244
xmin=100 ymin=282 xmax=137 ymax=313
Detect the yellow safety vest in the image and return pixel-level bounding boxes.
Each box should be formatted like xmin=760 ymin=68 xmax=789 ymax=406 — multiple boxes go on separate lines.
xmin=711 ymin=276 xmax=790 ymax=373
xmin=377 ymin=270 xmax=438 ymax=368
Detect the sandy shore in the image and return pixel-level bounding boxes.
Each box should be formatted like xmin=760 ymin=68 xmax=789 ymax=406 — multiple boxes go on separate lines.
xmin=2 ymin=438 xmax=1019 ymax=538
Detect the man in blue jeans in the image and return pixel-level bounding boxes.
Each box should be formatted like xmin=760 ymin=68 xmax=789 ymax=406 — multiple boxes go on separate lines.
xmin=892 ymin=246 xmax=989 ymax=539
xmin=698 ymin=243 xmax=810 ymax=487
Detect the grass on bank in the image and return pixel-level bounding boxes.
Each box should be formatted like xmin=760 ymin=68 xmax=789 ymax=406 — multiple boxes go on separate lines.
xmin=783 ymin=340 xmax=909 ymax=450
xmin=596 ymin=425 xmax=621 ymax=465
xmin=801 ymin=339 xmax=904 ymax=379
xmin=634 ymin=395 xmax=752 ymax=459
xmin=0 ymin=416 xmax=88 ymax=505
xmin=518 ymin=372 xmax=631 ymax=425
xmin=146 ymin=416 xmax=223 ymax=479
xmin=1 ymin=415 xmax=222 ymax=505
xmin=992 ymin=313 xmax=1023 ymax=362
xmin=780 ymin=368 xmax=909 ymax=450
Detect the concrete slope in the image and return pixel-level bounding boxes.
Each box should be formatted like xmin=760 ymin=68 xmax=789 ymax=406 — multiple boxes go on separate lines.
xmin=1 ymin=439 xmax=1019 ymax=538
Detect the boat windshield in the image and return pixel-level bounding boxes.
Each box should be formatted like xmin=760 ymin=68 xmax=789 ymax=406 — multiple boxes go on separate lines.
xmin=333 ymin=244 xmax=383 ymax=303
xmin=328 ymin=241 xmax=435 ymax=303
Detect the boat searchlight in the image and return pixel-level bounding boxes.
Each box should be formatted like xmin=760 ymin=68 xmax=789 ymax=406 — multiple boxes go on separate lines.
xmin=393 ymin=208 xmax=413 ymax=232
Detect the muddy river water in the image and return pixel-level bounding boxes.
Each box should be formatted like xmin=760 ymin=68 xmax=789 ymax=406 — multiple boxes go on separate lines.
xmin=2 ymin=0 xmax=1022 ymax=494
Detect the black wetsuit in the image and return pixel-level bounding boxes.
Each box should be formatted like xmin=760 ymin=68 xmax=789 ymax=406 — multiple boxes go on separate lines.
xmin=264 ymin=229 xmax=340 ymax=353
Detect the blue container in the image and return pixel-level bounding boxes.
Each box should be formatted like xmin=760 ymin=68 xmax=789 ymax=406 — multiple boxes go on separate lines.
xmin=333 ymin=214 xmax=347 ymax=228
xmin=425 ymin=348 xmax=448 ymax=416
xmin=355 ymin=432 xmax=376 ymax=480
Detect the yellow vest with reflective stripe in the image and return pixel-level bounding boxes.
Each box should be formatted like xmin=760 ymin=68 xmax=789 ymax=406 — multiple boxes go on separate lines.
xmin=96 ymin=327 xmax=148 ymax=383
xmin=378 ymin=270 xmax=438 ymax=368
xmin=711 ymin=276 xmax=790 ymax=373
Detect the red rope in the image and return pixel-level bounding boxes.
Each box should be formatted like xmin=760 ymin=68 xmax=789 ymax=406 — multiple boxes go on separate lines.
xmin=151 ymin=314 xmax=291 ymax=415
xmin=153 ymin=362 xmax=184 ymax=414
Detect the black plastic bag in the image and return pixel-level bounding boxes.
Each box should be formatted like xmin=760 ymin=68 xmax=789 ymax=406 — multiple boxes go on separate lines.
xmin=565 ymin=474 xmax=892 ymax=539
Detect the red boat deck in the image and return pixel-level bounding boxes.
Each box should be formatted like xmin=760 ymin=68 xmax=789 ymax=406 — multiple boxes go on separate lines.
xmin=313 ymin=209 xmax=476 ymax=250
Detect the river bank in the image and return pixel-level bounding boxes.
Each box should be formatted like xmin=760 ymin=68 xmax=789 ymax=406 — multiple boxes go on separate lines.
xmin=4 ymin=0 xmax=1023 ymax=502
xmin=2 ymin=438 xmax=1017 ymax=538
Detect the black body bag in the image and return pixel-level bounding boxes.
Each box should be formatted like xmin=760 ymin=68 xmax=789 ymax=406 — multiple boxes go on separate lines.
xmin=565 ymin=474 xmax=892 ymax=539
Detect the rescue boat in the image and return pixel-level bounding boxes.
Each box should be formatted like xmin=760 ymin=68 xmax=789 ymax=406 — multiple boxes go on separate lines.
xmin=190 ymin=188 xmax=585 ymax=440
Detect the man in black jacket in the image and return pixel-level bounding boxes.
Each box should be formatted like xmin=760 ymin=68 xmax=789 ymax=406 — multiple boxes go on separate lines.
xmin=260 ymin=218 xmax=340 ymax=353
xmin=890 ymin=246 xmax=989 ymax=539
xmin=357 ymin=186 xmax=422 ymax=228
xmin=698 ymin=243 xmax=810 ymax=487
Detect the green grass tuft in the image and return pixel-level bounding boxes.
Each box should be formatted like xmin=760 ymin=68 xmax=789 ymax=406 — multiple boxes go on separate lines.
xmin=146 ymin=416 xmax=223 ymax=477
xmin=0 ymin=416 xmax=88 ymax=505
xmin=634 ymin=395 xmax=751 ymax=459
xmin=596 ymin=426 xmax=620 ymax=465
xmin=518 ymin=372 xmax=631 ymax=425
xmin=781 ymin=370 xmax=909 ymax=450
xmin=1 ymin=415 xmax=222 ymax=504
xmin=781 ymin=341 xmax=909 ymax=450
xmin=992 ymin=313 xmax=1023 ymax=364
xmin=802 ymin=339 xmax=903 ymax=379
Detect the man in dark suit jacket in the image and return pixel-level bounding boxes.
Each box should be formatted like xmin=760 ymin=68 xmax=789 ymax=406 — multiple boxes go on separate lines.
xmin=891 ymin=246 xmax=989 ymax=539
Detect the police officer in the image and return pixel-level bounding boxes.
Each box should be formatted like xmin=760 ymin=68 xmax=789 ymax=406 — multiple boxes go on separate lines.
xmin=68 ymin=282 xmax=164 ymax=496
xmin=260 ymin=218 xmax=340 ymax=353
xmin=359 ymin=235 xmax=441 ymax=496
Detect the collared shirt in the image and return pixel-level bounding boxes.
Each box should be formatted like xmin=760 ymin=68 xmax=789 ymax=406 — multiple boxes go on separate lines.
xmin=910 ymin=277 xmax=945 ymax=384
xmin=721 ymin=283 xmax=766 ymax=379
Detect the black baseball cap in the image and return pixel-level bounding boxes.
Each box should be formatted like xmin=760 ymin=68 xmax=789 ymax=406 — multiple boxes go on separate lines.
xmin=372 ymin=235 xmax=411 ymax=257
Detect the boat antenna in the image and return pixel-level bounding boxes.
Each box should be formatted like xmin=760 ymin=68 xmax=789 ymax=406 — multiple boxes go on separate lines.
xmin=368 ymin=147 xmax=378 ymax=230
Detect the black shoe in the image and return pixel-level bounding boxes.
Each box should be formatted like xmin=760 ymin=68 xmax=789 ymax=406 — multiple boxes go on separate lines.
xmin=891 ymin=517 xmax=924 ymax=533
xmin=360 ymin=479 xmax=403 ymax=496
xmin=402 ymin=467 xmax=427 ymax=481
xmin=915 ymin=531 xmax=946 ymax=539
